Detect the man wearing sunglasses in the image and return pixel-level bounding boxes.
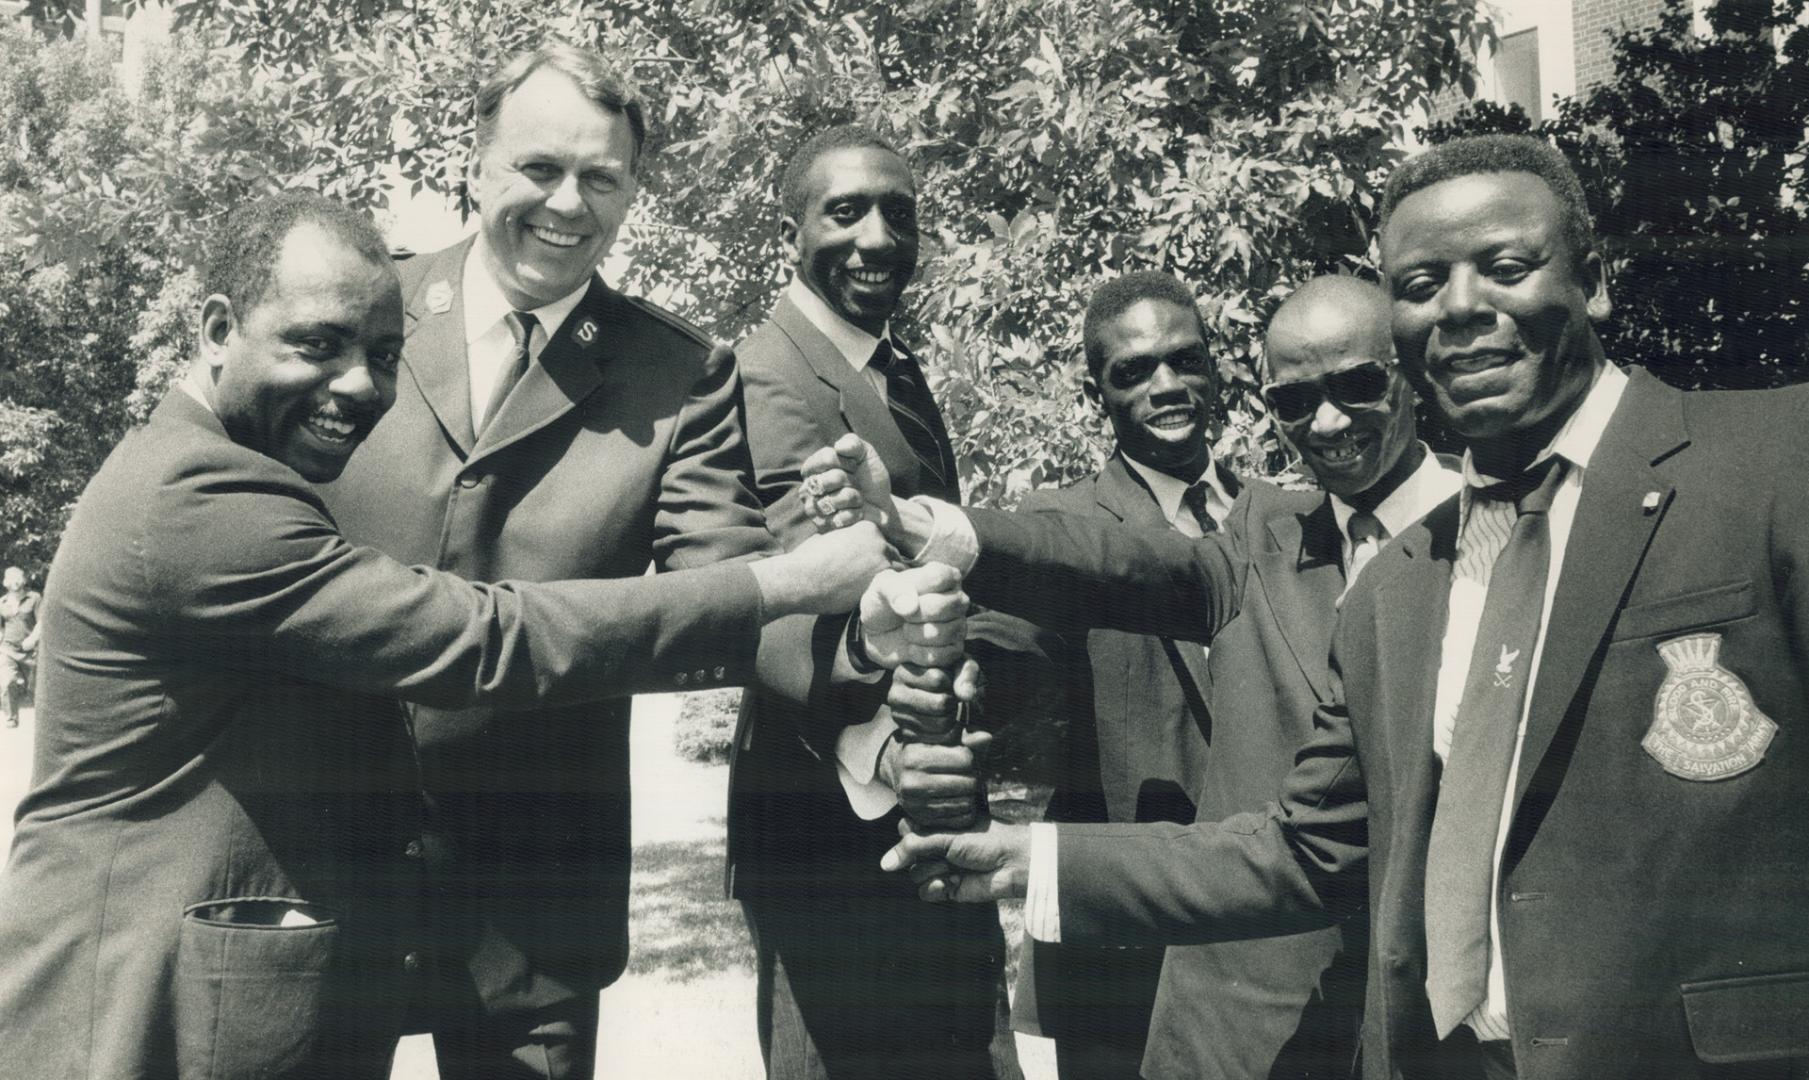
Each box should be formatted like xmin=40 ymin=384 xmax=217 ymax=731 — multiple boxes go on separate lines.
xmin=1137 ymin=275 xmax=1457 ymax=1080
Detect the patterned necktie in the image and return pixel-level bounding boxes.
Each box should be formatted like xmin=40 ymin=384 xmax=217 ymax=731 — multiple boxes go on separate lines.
xmin=1424 ymin=457 xmax=1568 ymax=1038
xmin=1346 ymin=509 xmax=1387 ymax=584
xmin=481 ymin=310 xmax=538 ymax=433
xmin=1181 ymin=479 xmax=1219 ymax=535
xmin=870 ymin=338 xmax=958 ymax=499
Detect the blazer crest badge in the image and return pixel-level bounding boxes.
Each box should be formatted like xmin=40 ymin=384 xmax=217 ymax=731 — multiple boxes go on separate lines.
xmin=425 ymin=280 xmax=453 ymax=315
xmin=1643 ymin=632 xmax=1776 ymax=781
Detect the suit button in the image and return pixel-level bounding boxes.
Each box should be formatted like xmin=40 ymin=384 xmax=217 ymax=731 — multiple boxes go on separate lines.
xmin=402 ymin=951 xmax=422 ymax=972
xmin=404 ymin=839 xmax=423 ymax=859
xmin=457 ymin=473 xmax=480 ymax=489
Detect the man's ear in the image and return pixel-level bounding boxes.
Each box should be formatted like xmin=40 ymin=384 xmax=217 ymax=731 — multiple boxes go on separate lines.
xmin=1581 ymin=250 xmax=1612 ymax=323
xmin=778 ymin=215 xmax=802 ymax=268
xmin=199 ymin=295 xmax=235 ymax=371
xmin=1082 ymin=372 xmax=1103 ymax=412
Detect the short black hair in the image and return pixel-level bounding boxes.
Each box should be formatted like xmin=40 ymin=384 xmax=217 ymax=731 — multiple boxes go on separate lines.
xmin=1082 ymin=271 xmax=1205 ymax=378
xmin=1381 ymin=134 xmax=1595 ymax=269
xmin=475 ymin=44 xmax=647 ymax=172
xmin=780 ymin=125 xmax=907 ymax=221
xmin=203 ymin=191 xmax=390 ymax=317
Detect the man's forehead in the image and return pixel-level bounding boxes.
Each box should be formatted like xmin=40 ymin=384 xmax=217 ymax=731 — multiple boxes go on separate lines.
xmin=1382 ymin=171 xmax=1563 ymax=255
xmin=808 ymin=147 xmax=915 ymax=200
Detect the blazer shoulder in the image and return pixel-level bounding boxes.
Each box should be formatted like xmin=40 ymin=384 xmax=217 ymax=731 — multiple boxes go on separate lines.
xmin=619 ymin=294 xmax=722 ymax=356
xmin=732 ymin=316 xmax=799 ymax=377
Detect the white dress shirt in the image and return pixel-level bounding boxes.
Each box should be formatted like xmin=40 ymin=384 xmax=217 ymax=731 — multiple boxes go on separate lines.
xmin=1437 ymin=362 xmax=1627 ymax=1041
xmin=1120 ymin=454 xmax=1236 ymax=536
xmin=462 ymin=242 xmax=590 ymax=430
xmin=780 ymin=277 xmax=912 ymax=819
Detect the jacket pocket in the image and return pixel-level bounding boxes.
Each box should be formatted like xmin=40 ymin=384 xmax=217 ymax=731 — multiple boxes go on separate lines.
xmin=1681 ymin=970 xmax=1809 ymax=1064
xmin=1610 ymin=579 xmax=1755 ymax=643
xmin=174 ymin=898 xmax=340 ymax=1080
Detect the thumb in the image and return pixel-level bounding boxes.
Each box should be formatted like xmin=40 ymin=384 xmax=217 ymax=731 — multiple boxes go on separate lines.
xmin=880 ymin=827 xmax=951 ymax=873
xmin=958 ymin=728 xmax=993 ymax=755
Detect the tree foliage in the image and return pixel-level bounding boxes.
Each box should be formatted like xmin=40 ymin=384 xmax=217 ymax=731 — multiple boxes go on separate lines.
xmin=2 ymin=0 xmax=1489 ymax=577
xmin=1423 ymin=0 xmax=1809 ymax=390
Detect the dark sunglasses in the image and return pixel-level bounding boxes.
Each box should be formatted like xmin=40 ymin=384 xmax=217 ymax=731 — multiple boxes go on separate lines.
xmin=1261 ymin=361 xmax=1395 ymax=424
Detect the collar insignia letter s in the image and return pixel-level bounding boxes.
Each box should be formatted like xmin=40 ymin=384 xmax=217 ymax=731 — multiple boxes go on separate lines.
xmin=1644 ymin=632 xmax=1776 ymax=781
xmin=425 ymin=281 xmax=453 ymax=315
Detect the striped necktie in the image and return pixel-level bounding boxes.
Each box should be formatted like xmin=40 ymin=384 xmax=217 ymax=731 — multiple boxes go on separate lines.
xmin=870 ymin=338 xmax=957 ymax=499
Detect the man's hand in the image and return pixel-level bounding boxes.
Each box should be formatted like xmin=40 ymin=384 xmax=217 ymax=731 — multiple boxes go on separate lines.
xmin=877 ymin=728 xmax=992 ymax=832
xmin=887 ymin=657 xmax=983 ymax=743
xmin=880 ymin=818 xmax=1032 ymax=903
xmin=801 ymin=435 xmax=934 ymax=553
xmin=751 ymin=521 xmax=897 ymax=617
xmin=859 ymin=564 xmax=967 ymax=669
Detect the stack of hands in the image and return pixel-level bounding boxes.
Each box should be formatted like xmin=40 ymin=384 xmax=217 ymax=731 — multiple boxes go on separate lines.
xmin=798 ymin=434 xmax=1034 ymax=904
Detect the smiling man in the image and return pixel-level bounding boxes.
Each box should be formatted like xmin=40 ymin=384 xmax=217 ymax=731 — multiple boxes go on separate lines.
xmin=724 ymin=125 xmax=1024 ymax=1080
xmin=317 ymin=45 xmax=791 ymax=1080
xmin=852 ymin=134 xmax=1809 ymax=1080
xmin=0 ymin=192 xmax=889 ymax=1080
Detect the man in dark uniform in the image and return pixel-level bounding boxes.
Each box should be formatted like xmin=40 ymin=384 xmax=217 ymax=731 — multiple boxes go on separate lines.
xmin=0 ymin=566 xmax=39 ymax=728
xmin=317 ymin=44 xmax=834 ymax=1079
xmin=0 ymin=192 xmax=885 ymax=1080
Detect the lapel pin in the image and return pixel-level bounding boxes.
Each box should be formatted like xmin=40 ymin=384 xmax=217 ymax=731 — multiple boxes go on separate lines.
xmin=1641 ymin=490 xmax=1661 ymax=513
xmin=425 ymin=281 xmax=453 ymax=315
xmin=576 ymin=319 xmax=598 ymax=345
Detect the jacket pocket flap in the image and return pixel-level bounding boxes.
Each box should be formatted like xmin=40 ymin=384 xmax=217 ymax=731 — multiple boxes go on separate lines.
xmin=1612 ymin=579 xmax=1755 ymax=642
xmin=1682 ymin=971 xmax=1809 ymax=1064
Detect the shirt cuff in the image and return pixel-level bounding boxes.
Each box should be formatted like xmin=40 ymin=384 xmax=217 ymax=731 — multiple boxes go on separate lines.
xmin=911 ymin=496 xmax=979 ymax=576
xmin=835 ymin=711 xmax=901 ymax=820
xmin=1023 ymin=822 xmax=1062 ymax=943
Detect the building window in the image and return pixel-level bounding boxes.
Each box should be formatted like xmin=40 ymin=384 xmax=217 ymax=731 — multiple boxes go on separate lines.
xmin=1497 ymin=28 xmax=1543 ymax=123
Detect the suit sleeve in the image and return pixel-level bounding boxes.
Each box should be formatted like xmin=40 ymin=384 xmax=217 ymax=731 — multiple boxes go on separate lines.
xmin=963 ymin=504 xmax=1244 ymax=643
xmin=1054 ymin=659 xmax=1370 ymax=947
xmin=144 ymin=460 xmax=767 ymax=711
xmin=650 ymin=343 xmax=779 ymax=570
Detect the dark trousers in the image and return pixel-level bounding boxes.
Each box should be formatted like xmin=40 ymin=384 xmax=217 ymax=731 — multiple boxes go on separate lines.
xmin=743 ymin=895 xmax=1022 ymax=1080
xmin=408 ymin=963 xmax=599 ymax=1080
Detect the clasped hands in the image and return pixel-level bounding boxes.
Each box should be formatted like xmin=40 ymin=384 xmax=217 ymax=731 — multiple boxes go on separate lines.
xmin=800 ymin=435 xmax=1033 ymax=902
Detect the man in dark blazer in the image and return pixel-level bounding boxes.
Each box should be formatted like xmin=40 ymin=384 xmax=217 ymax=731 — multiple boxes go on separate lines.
xmin=1137 ymin=275 xmax=1458 ymax=1080
xmin=0 ymin=193 xmax=884 ymax=1080
xmin=1008 ymin=270 xmax=1242 ymax=1079
xmin=855 ymin=135 xmax=1809 ymax=1079
xmin=725 ymin=125 xmax=1022 ymax=1080
xmin=318 ymin=46 xmax=803 ymax=1079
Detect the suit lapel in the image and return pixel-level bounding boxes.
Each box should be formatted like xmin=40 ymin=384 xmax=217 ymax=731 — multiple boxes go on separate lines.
xmin=1512 ymin=368 xmax=1684 ymax=810
xmin=1251 ymin=497 xmax=1345 ymax=702
xmin=399 ymin=239 xmax=478 ymax=456
xmin=470 ymin=277 xmax=612 ymax=464
xmin=770 ymin=297 xmax=924 ymax=497
xmin=1368 ymin=501 xmax=1458 ymax=812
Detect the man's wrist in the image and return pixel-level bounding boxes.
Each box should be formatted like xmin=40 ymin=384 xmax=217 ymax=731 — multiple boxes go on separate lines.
xmin=845 ymin=611 xmax=884 ymax=674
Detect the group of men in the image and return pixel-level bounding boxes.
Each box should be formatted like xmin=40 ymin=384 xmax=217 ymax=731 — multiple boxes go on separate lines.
xmin=0 ymin=33 xmax=1802 ymax=1080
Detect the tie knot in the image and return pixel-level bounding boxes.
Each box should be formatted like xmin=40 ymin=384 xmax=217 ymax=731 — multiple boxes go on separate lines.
xmin=1182 ymin=479 xmax=1218 ymax=533
xmin=1474 ymin=457 xmax=1565 ymax=515
xmin=868 ymin=338 xmax=898 ymax=373
xmin=1347 ymin=509 xmax=1387 ymax=545
xmin=504 ymin=310 xmax=538 ymax=349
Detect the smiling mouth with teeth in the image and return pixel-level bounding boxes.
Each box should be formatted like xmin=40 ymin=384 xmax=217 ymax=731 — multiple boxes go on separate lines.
xmin=1314 ymin=438 xmax=1370 ymax=464
xmin=1147 ymin=412 xmax=1196 ymax=431
xmin=846 ymin=268 xmax=892 ymax=285
xmin=528 ymin=224 xmax=585 ymax=249
xmin=305 ymin=413 xmax=361 ymax=445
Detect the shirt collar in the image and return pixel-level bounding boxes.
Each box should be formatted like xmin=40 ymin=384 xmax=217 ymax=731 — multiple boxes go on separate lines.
xmin=786 ymin=276 xmax=891 ymax=372
xmin=1330 ymin=443 xmax=1462 ymax=541
xmin=1122 ymin=453 xmax=1234 ymax=530
xmin=1461 ymin=361 xmax=1629 ymax=487
xmin=463 ymin=240 xmax=593 ymax=349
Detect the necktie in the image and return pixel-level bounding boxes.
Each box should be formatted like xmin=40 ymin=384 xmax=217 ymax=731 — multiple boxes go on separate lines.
xmin=1181 ymin=479 xmax=1219 ymax=535
xmin=481 ymin=310 xmax=538 ymax=433
xmin=1424 ymin=457 xmax=1568 ymax=1038
xmin=1346 ymin=509 xmax=1387 ymax=583
xmin=870 ymin=339 xmax=958 ymax=499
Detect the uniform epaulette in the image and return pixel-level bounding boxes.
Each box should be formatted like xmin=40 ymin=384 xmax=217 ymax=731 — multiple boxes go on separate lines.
xmin=622 ymin=294 xmax=720 ymax=349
